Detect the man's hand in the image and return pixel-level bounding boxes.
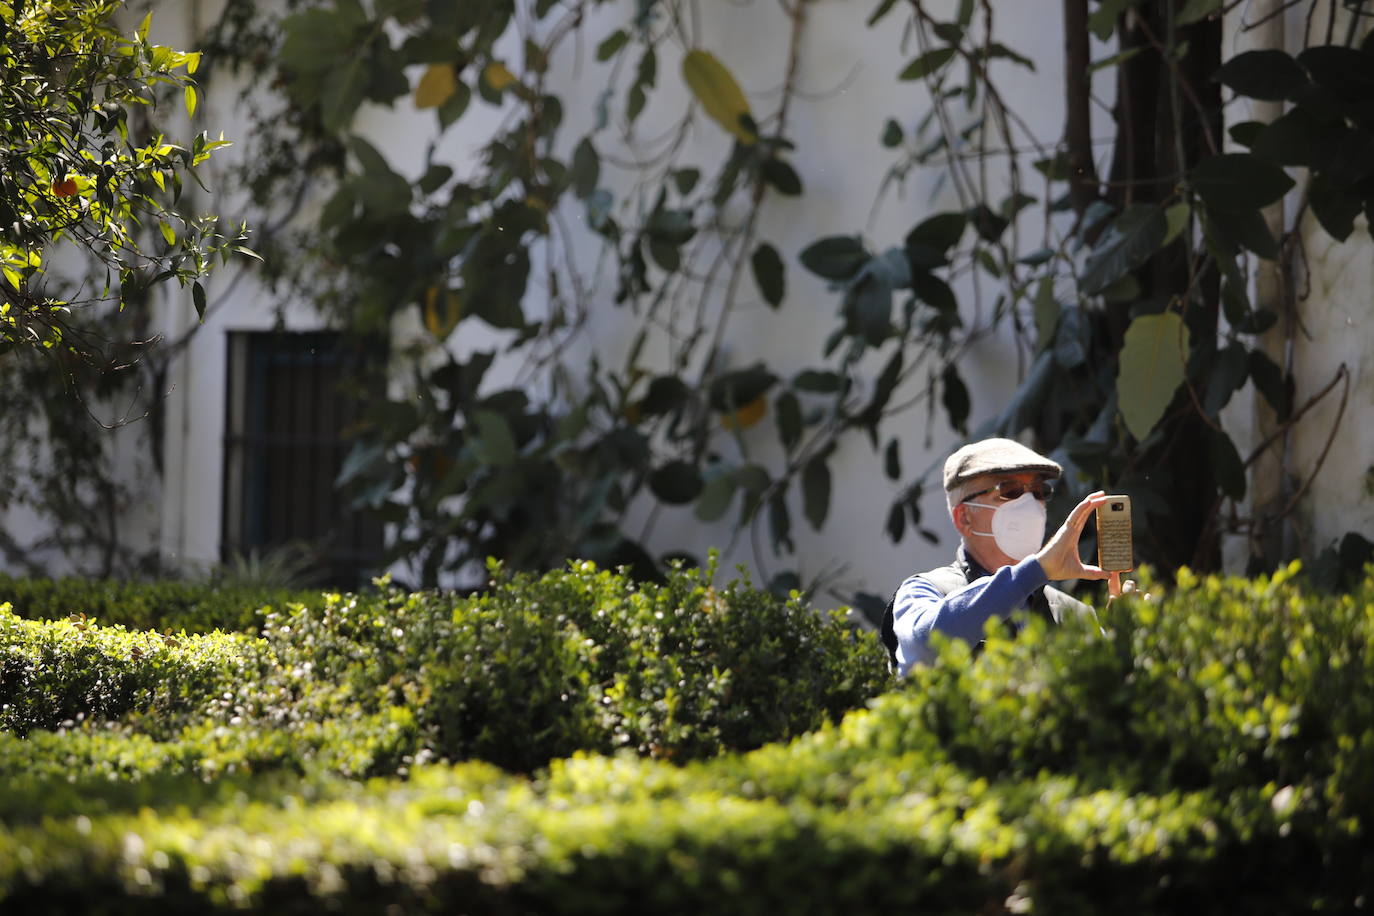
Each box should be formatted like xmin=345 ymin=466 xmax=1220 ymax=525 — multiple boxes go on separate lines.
xmin=1034 ymin=490 xmax=1112 ymax=582
xmin=1107 ymin=571 xmax=1155 ymax=602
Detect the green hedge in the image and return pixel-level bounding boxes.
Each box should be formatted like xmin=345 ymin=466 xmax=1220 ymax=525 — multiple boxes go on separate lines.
xmin=2 ymin=563 xmax=1372 ymax=912
xmin=0 ymin=560 xmax=891 ymax=775
xmin=0 ymin=574 xmax=321 ymax=633
xmin=0 ymin=609 xmax=253 ymax=735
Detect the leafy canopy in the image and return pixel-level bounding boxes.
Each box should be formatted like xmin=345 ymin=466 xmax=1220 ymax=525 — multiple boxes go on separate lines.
xmin=0 ymin=0 xmax=250 ymax=359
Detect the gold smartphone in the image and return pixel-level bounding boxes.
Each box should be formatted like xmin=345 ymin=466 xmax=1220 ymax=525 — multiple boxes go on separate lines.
xmin=1095 ymin=495 xmax=1134 ymax=572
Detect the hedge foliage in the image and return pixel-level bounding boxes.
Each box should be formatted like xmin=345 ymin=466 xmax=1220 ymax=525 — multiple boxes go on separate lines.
xmin=2 ymin=563 xmax=1373 ymax=912
xmin=0 ymin=559 xmax=890 ymax=776
xmin=0 ymin=574 xmax=322 ymax=634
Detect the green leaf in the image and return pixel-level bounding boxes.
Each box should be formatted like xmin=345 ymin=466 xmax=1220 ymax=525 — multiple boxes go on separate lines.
xmin=192 ymin=281 xmax=206 ymax=321
xmin=886 ymin=501 xmax=905 ymax=542
xmin=867 ymin=0 xmax=900 ymax=26
xmin=1089 ymin=45 xmax=1145 ymax=74
xmin=1190 ymin=153 xmax=1295 ymax=211
xmin=898 ymin=47 xmax=956 ymax=81
xmin=1203 ymin=341 xmax=1250 ymax=416
xmin=1054 ymin=305 xmax=1088 ymax=369
xmin=775 ymin=391 xmax=802 ymax=453
xmin=1033 ymin=278 xmax=1060 ymax=352
xmin=881 ymin=119 xmax=903 ymax=148
xmin=418 ymin=164 xmax=453 ymax=194
xmin=1163 ymin=202 xmax=1190 ymax=246
xmin=438 ymin=81 xmax=472 ymax=128
xmin=708 ymin=365 xmax=778 ymax=412
xmin=184 ymin=85 xmax=197 ymax=118
xmin=969 ymin=204 xmax=1009 ymax=242
xmin=627 ymin=84 xmax=647 ymax=124
xmin=595 ymin=29 xmax=628 ymax=61
xmin=1088 ymin=0 xmax=1137 ymax=40
xmin=1081 ymin=203 xmax=1167 ymax=295
xmin=470 ymin=410 xmax=517 ymax=465
xmin=647 ymin=239 xmax=681 ymax=272
xmin=865 ymin=348 xmax=904 ymax=422
xmin=682 ymin=49 xmax=756 ymax=143
xmin=1209 ymin=426 xmax=1247 ymax=500
xmin=751 ymin=243 xmax=785 ymax=308
xmin=768 ymin=490 xmax=794 ymax=552
xmin=941 ymin=364 xmax=970 ymax=433
xmin=640 ymin=376 xmax=690 ymax=416
xmin=337 ymin=440 xmax=388 ymax=488
xmin=1215 ymin=50 xmax=1307 ymax=101
xmin=159 ymin=220 xmax=177 ymax=246
xmin=1252 ymin=107 xmax=1329 ymax=168
xmin=695 ymin=470 xmax=736 ymax=521
xmin=1177 ymin=0 xmax=1223 ymax=24
xmin=1206 ymin=206 xmax=1279 ymax=260
xmin=793 ymin=370 xmax=842 ymax=393
xmin=760 ymin=158 xmax=802 ymax=195
xmin=904 ymin=211 xmax=966 ymax=269
xmin=884 ymin=438 xmax=901 ymax=480
xmin=909 ymin=272 xmax=954 ymax=316
xmin=1115 ymin=311 xmax=1190 ymax=442
xmin=649 ymin=460 xmax=703 ymax=505
xmin=1228 ymin=120 xmax=1264 ymax=148
xmin=1308 ymin=173 xmax=1362 ymax=242
xmin=673 ymin=169 xmax=700 ymax=196
xmin=1017 ymin=248 xmax=1055 ymax=266
xmin=1297 ymin=45 xmax=1374 ymax=97
xmin=570 ymin=138 xmax=599 ymax=199
xmin=798 ymin=236 xmax=868 ymax=281
xmin=983 ymin=43 xmax=1035 ymax=71
xmin=1249 ymin=350 xmax=1292 ymax=421
xmin=802 ymin=456 xmax=831 ymax=530
xmin=321 ymin=57 xmax=369 ymax=132
xmin=849 ymin=274 xmax=892 ymax=347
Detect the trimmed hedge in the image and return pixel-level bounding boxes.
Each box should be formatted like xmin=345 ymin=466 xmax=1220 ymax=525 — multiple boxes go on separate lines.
xmin=1 ymin=560 xmax=891 ymax=775
xmin=0 ymin=609 xmax=253 ymax=735
xmin=0 ymin=574 xmax=322 ymax=634
xmin=3 ymin=564 xmax=1373 ymax=912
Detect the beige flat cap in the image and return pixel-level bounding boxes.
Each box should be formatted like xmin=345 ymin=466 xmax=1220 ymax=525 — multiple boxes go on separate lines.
xmin=942 ymin=437 xmax=1062 ymax=492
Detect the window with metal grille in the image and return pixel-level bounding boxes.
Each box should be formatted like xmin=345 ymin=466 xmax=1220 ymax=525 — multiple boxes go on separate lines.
xmin=222 ymin=330 xmax=383 ymax=587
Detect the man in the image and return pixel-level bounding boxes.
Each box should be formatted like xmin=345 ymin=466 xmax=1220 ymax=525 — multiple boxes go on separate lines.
xmin=881 ymin=437 xmax=1124 ymax=676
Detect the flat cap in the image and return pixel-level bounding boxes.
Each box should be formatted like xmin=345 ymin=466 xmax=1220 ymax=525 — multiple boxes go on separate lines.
xmin=942 ymin=437 xmax=1062 ymax=492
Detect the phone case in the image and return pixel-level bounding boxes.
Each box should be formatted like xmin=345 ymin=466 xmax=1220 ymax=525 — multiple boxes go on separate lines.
xmin=1096 ymin=496 xmax=1134 ymax=572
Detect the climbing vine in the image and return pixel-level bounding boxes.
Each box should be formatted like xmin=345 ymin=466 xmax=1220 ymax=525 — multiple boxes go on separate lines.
xmin=10 ymin=0 xmax=1372 ymax=595
xmin=194 ymin=0 xmax=1374 ymax=597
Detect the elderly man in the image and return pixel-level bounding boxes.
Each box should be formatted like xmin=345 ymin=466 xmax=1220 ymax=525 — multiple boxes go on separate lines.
xmin=881 ymin=437 xmax=1120 ymax=676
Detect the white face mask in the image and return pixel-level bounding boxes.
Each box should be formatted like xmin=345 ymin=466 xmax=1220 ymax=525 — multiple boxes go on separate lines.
xmin=966 ymin=491 xmax=1047 ymax=561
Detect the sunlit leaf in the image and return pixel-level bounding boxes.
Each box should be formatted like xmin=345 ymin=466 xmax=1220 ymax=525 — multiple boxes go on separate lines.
xmin=1116 ymin=311 xmax=1190 ymax=442
xmin=415 ymin=64 xmax=458 ymax=109
xmin=681 ymin=49 xmax=756 ymax=143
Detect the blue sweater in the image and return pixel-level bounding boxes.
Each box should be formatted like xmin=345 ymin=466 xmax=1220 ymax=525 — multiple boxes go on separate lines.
xmin=890 ymin=553 xmax=1049 ymax=676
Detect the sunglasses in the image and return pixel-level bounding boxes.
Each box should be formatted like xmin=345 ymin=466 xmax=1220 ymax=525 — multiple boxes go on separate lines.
xmin=962 ymin=478 xmax=1057 ymax=503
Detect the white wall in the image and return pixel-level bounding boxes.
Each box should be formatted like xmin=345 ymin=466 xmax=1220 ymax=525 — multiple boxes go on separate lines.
xmin=9 ymin=0 xmax=1368 ymax=591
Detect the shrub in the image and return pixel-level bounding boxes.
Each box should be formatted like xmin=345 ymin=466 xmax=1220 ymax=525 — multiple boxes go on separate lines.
xmin=0 ymin=574 xmax=322 ymax=634
xmin=0 ymin=560 xmax=891 ymax=774
xmin=0 ymin=606 xmax=253 ymax=735
xmin=2 ymin=564 xmax=1372 ymax=912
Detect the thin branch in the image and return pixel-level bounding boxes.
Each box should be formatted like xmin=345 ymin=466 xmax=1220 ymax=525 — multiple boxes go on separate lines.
xmin=1243 ymin=363 xmax=1348 ymax=469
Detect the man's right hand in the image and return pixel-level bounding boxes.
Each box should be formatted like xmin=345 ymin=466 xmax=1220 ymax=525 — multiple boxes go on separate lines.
xmin=1035 ymin=490 xmax=1112 ymax=582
